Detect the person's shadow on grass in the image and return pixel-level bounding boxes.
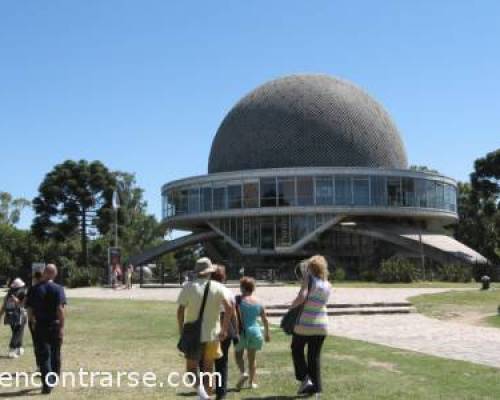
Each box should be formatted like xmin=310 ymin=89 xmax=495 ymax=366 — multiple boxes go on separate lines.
xmin=177 ymin=391 xmax=303 ymax=399
xmin=0 ymin=389 xmax=38 ymax=398
xmin=242 ymin=396 xmax=304 ymax=399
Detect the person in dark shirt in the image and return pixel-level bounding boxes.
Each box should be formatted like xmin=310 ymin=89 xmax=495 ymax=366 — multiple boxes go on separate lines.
xmin=27 ymin=270 xmax=44 ymax=370
xmin=26 ymin=264 xmax=67 ymax=395
xmin=0 ymin=278 xmax=28 ymax=358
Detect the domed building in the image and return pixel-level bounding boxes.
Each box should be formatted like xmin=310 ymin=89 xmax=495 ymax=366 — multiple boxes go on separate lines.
xmin=133 ymin=74 xmax=486 ymax=278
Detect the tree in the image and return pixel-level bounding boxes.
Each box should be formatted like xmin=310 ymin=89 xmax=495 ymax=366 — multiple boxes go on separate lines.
xmin=32 ymin=160 xmax=116 ymax=267
xmin=0 ymin=191 xmax=30 ymax=225
xmin=455 ymin=148 xmax=500 ymax=264
xmin=0 ymin=224 xmax=44 ymax=283
xmin=109 ymin=172 xmax=166 ymax=261
xmin=472 ymin=149 xmax=500 ymax=198
xmin=409 ymin=165 xmax=439 ymax=174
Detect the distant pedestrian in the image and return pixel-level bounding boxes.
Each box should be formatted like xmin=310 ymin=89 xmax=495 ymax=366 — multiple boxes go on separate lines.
xmin=126 ymin=264 xmax=134 ymax=289
xmin=289 ymin=255 xmax=331 ymax=397
xmin=0 ymin=278 xmax=28 ymax=358
xmin=234 ymin=277 xmax=271 ymax=390
xmin=112 ymin=264 xmax=122 ymax=289
xmin=26 ymin=264 xmax=67 ymax=394
xmin=176 ymin=258 xmax=233 ymax=400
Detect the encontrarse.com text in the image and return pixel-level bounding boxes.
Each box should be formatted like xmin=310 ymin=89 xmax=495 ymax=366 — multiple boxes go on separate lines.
xmin=0 ymin=369 xmax=221 ymax=389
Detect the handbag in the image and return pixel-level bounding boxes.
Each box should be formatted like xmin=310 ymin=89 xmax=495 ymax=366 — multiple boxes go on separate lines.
xmin=177 ymin=281 xmax=210 ymax=358
xmin=280 ymin=276 xmax=312 ymax=335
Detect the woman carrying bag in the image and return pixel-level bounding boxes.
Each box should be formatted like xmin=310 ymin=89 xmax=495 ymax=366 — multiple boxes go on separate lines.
xmin=0 ymin=278 xmax=28 ymax=358
xmin=288 ymin=256 xmax=331 ymax=397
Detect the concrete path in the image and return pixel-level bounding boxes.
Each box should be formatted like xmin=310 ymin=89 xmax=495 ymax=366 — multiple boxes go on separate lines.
xmin=67 ymin=285 xmax=447 ymax=304
xmin=67 ymin=286 xmax=500 ymax=369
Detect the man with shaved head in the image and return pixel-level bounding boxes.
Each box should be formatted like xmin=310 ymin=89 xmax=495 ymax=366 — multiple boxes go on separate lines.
xmin=26 ymin=263 xmax=67 ymax=394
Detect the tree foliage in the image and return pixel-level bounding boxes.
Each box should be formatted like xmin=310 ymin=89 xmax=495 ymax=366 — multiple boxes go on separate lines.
xmin=111 ymin=171 xmax=166 ymax=261
xmin=32 ymin=160 xmax=116 ymax=267
xmin=456 ymin=149 xmax=500 ymax=264
xmin=0 ymin=192 xmax=30 ymax=225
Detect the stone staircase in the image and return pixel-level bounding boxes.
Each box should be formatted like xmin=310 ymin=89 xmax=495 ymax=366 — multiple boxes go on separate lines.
xmin=266 ymin=302 xmax=416 ymax=317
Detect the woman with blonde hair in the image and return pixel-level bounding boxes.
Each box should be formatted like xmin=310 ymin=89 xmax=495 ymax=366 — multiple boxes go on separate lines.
xmin=289 ymin=255 xmax=331 ymax=397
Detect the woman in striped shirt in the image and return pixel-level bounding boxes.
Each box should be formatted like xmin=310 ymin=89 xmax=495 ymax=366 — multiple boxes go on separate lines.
xmin=290 ymin=255 xmax=331 ymax=397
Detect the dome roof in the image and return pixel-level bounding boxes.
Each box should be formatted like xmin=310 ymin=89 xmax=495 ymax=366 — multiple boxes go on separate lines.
xmin=208 ymin=74 xmax=408 ymax=173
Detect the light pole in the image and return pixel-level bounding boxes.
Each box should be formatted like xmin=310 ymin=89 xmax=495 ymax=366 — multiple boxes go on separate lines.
xmin=112 ymin=190 xmax=120 ymax=247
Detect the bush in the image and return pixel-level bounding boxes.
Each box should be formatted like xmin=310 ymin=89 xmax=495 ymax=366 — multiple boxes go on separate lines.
xmin=60 ymin=257 xmax=102 ymax=288
xmin=473 ymin=263 xmax=500 ymax=282
xmin=437 ymin=264 xmax=473 ymax=283
xmin=333 ymin=266 xmax=346 ymax=282
xmin=377 ymin=259 xmax=415 ymax=283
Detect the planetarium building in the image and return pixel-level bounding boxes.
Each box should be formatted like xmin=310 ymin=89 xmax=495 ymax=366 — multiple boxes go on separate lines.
xmin=140 ymin=74 xmax=485 ymax=277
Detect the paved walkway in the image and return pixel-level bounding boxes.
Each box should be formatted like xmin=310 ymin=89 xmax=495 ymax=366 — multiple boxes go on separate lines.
xmin=67 ymin=285 xmax=446 ymax=304
xmin=67 ymin=286 xmax=500 ymax=369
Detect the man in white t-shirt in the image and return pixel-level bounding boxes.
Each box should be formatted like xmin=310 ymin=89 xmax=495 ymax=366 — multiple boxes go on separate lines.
xmin=177 ymin=258 xmax=232 ymax=399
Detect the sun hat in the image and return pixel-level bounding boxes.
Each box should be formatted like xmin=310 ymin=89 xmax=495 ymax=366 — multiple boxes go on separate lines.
xmin=10 ymin=278 xmax=25 ymax=289
xmin=193 ymin=257 xmax=216 ymax=276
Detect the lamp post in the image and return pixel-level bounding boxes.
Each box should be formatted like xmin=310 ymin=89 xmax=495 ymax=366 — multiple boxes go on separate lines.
xmin=107 ymin=190 xmax=121 ymax=286
xmin=112 ymin=190 xmax=120 ymax=248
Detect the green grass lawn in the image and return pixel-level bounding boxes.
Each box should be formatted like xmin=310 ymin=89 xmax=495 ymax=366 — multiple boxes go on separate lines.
xmin=331 ymin=281 xmax=481 ymax=289
xmin=410 ymin=289 xmax=500 ymax=327
xmin=1 ymin=299 xmax=500 ymax=399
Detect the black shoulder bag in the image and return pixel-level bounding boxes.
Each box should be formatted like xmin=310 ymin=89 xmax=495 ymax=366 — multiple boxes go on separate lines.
xmin=280 ymin=276 xmax=312 ymax=335
xmin=177 ymin=281 xmax=210 ymax=358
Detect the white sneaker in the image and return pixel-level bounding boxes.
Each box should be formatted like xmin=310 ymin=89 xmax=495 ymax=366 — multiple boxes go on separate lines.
xmin=8 ymin=349 xmax=18 ymax=359
xmin=16 ymin=347 xmax=24 ymax=356
xmin=250 ymin=382 xmax=259 ymax=389
xmin=297 ymin=377 xmax=313 ymax=394
xmin=197 ymin=384 xmax=210 ymax=400
xmin=236 ymin=373 xmax=249 ymax=390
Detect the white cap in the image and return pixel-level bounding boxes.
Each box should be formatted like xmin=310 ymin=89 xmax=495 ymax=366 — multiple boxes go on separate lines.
xmin=10 ymin=278 xmax=25 ymax=289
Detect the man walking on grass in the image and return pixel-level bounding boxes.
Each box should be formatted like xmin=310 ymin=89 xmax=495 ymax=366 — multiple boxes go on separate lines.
xmin=26 ymin=264 xmax=67 ymax=394
xmin=177 ymin=257 xmax=233 ymax=400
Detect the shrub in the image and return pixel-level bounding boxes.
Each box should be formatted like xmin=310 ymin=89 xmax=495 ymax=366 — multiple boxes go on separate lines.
xmin=438 ymin=264 xmax=473 ymax=283
xmin=377 ymin=259 xmax=415 ymax=283
xmin=333 ymin=266 xmax=346 ymax=281
xmin=60 ymin=257 xmax=102 ymax=288
xmin=473 ymin=263 xmax=500 ymax=282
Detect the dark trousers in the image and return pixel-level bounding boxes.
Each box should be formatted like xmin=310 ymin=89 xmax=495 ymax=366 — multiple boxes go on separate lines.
xmin=29 ymin=322 xmax=40 ymax=368
xmin=214 ymin=337 xmax=232 ymax=398
xmin=9 ymin=322 xmax=25 ymax=349
xmin=291 ymin=334 xmax=326 ymax=393
xmin=33 ymin=324 xmax=62 ymax=390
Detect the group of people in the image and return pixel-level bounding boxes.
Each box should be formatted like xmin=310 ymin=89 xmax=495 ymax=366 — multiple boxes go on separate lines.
xmin=176 ymin=255 xmax=331 ymax=399
xmin=111 ymin=263 xmax=134 ymax=289
xmin=2 ymin=255 xmax=330 ymax=398
xmin=1 ymin=264 xmax=67 ymax=394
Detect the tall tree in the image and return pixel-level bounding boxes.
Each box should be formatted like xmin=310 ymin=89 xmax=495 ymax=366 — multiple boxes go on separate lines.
xmin=456 ymin=149 xmax=500 ymax=264
xmin=0 ymin=191 xmax=30 ymax=225
xmin=106 ymin=172 xmax=166 ymax=260
xmin=32 ymin=160 xmax=116 ymax=267
xmin=472 ymin=149 xmax=500 ymax=198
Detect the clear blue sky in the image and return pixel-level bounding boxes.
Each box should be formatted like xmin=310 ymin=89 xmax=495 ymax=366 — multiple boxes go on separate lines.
xmin=1 ymin=1 xmax=499 ymax=229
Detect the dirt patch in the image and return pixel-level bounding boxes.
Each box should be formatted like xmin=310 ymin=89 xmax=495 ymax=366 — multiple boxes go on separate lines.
xmin=440 ymin=310 xmax=493 ymax=326
xmin=368 ymin=361 xmax=401 ymax=373
xmin=334 ymin=354 xmax=401 ymax=373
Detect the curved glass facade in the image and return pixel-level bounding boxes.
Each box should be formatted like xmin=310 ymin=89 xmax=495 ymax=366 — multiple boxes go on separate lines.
xmin=212 ymin=214 xmax=334 ymax=251
xmin=162 ymin=173 xmax=457 ymax=219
